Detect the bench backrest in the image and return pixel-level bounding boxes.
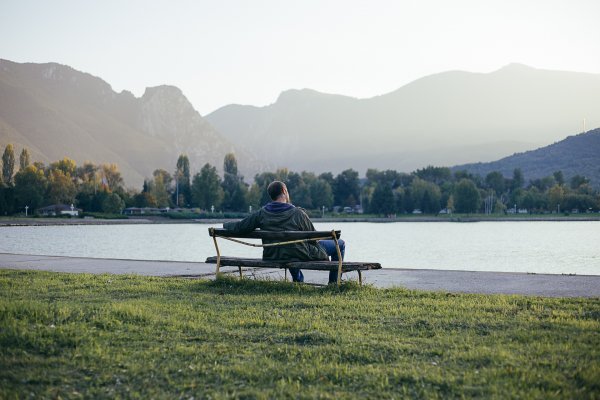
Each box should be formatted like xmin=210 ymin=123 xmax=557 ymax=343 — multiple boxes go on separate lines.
xmin=208 ymin=228 xmax=341 ymax=241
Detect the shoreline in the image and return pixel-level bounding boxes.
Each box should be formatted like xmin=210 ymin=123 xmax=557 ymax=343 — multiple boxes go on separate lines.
xmin=1 ymin=252 xmax=598 ymax=297
xmin=1 ymin=215 xmax=599 ymax=226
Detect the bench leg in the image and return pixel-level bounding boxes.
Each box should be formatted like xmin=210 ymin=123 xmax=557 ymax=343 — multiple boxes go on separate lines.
xmin=284 ymin=268 xmax=288 ymax=282
xmin=358 ymin=270 xmax=362 ymax=286
xmin=212 ymin=234 xmax=222 ymax=277
xmin=333 ymin=233 xmax=343 ymax=287
xmin=238 ymin=266 xmax=243 ymax=279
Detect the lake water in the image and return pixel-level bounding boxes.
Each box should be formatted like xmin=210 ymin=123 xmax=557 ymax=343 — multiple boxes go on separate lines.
xmin=0 ymin=222 xmax=598 ymax=275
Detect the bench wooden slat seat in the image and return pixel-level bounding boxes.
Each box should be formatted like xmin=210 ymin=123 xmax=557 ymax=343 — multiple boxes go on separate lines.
xmin=205 ymin=256 xmax=381 ymax=272
xmin=207 ymin=227 xmax=380 ymax=286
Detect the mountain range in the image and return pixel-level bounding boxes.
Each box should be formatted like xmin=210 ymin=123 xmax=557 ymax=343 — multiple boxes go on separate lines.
xmin=0 ymin=59 xmax=264 ymax=185
xmin=1 ymin=59 xmax=599 ymax=187
xmin=206 ymin=64 xmax=600 ymax=174
xmin=453 ymin=128 xmax=600 ymax=188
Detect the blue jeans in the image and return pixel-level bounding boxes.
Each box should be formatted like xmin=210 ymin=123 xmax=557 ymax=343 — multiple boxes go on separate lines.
xmin=288 ymin=239 xmax=346 ymax=283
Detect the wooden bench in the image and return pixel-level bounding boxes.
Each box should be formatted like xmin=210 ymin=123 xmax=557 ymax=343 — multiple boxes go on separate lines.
xmin=206 ymin=228 xmax=381 ymax=286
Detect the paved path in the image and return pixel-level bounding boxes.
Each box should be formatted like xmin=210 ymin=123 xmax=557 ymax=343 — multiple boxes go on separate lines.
xmin=1 ymin=253 xmax=598 ymax=298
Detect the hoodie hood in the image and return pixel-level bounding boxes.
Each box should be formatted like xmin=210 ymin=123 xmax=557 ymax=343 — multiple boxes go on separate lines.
xmin=264 ymin=201 xmax=295 ymax=213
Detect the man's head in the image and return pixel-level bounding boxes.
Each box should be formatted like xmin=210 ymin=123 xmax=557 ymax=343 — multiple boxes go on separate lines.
xmin=267 ymin=181 xmax=290 ymax=203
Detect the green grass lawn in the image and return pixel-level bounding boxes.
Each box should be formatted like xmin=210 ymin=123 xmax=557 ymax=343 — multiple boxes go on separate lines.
xmin=1 ymin=270 xmax=598 ymax=399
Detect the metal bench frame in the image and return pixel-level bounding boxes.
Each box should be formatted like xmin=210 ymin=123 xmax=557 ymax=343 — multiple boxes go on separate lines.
xmin=207 ymin=228 xmax=379 ymax=286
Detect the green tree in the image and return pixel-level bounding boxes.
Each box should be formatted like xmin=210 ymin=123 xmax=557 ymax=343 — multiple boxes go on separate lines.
xmin=223 ymin=153 xmax=238 ymax=176
xmin=485 ymin=171 xmax=506 ymax=195
xmin=454 ymin=170 xmax=482 ymax=186
xmin=101 ymin=193 xmax=125 ymax=213
xmin=394 ymin=187 xmax=407 ymax=213
xmin=512 ymin=168 xmax=524 ymax=191
xmin=563 ymin=193 xmax=596 ymax=212
xmin=521 ymin=187 xmax=546 ymax=212
xmin=410 ymin=178 xmax=442 ymax=213
xmin=133 ymin=190 xmax=157 ymax=208
xmin=310 ymin=178 xmax=334 ymax=210
xmin=334 ymin=169 xmax=360 ymax=207
xmin=222 ymin=177 xmax=247 ymax=211
xmin=493 ymin=199 xmax=506 ymax=214
xmin=175 ymin=154 xmax=191 ymax=206
xmin=176 ymin=154 xmax=191 ymax=179
xmin=454 ymin=179 xmax=481 ymax=213
xmin=570 ymin=175 xmax=589 ymax=190
xmin=446 ymin=195 xmax=455 ymax=213
xmin=292 ymin=181 xmax=313 ymax=208
xmin=281 ymin=171 xmax=319 ymax=209
xmin=245 ymin=183 xmax=263 ymax=210
xmin=531 ymin=175 xmax=556 ymax=192
xmin=19 ymin=148 xmax=30 ymax=171
xmin=222 ymin=153 xmax=247 ymax=211
xmin=553 ymin=171 xmax=565 ymax=186
xmin=547 ymin=184 xmax=565 ymax=212
xmin=415 ymin=166 xmax=452 ymax=185
xmin=0 ymin=185 xmax=15 ymax=215
xmin=46 ymin=169 xmax=77 ymax=204
xmin=2 ymin=144 xmax=15 ymax=185
xmin=73 ymin=163 xmax=104 ymax=212
xmin=574 ymin=183 xmax=595 ymax=196
xmin=318 ymin=172 xmax=335 ymax=188
xmin=509 ymin=188 xmax=525 ymax=211
xmin=370 ymin=182 xmax=396 ymax=215
xmin=14 ymin=165 xmax=48 ymax=211
xmin=191 ymin=163 xmax=224 ymax=210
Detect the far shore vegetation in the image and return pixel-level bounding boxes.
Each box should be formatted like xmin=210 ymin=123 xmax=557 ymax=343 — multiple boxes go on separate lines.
xmin=1 ymin=144 xmax=599 ymax=219
xmin=1 ymin=269 xmax=599 ymax=398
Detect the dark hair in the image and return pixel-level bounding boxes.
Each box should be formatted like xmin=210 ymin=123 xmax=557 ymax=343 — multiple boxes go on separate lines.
xmin=267 ymin=181 xmax=286 ymax=200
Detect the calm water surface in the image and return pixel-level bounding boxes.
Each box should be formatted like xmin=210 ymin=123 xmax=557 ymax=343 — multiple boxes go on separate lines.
xmin=0 ymin=222 xmax=598 ymax=275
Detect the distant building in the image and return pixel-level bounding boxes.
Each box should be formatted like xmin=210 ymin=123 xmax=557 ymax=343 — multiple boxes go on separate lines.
xmin=122 ymin=207 xmax=160 ymax=215
xmin=38 ymin=204 xmax=80 ymax=217
xmin=507 ymin=207 xmax=529 ymax=214
xmin=122 ymin=207 xmax=189 ymax=215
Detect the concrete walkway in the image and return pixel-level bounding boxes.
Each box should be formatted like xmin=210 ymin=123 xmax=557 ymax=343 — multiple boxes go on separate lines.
xmin=1 ymin=253 xmax=599 ymax=298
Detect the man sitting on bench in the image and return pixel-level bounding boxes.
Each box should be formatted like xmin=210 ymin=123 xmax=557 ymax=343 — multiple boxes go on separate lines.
xmin=223 ymin=180 xmax=346 ymax=284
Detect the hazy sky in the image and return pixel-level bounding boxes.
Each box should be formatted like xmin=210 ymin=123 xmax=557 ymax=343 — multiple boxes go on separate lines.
xmin=1 ymin=0 xmax=599 ymax=115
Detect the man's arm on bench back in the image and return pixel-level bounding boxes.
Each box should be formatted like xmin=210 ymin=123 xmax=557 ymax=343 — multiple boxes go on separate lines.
xmin=223 ymin=210 xmax=261 ymax=235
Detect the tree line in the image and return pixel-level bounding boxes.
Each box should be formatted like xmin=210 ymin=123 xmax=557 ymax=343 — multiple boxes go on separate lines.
xmin=1 ymin=143 xmax=598 ymax=216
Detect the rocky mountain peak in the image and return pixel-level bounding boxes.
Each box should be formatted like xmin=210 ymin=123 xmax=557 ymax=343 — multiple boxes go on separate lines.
xmin=138 ymin=85 xmax=204 ymax=138
xmin=142 ymin=85 xmax=184 ymax=100
xmin=0 ymin=59 xmax=265 ymax=185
